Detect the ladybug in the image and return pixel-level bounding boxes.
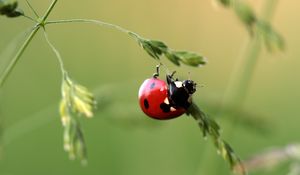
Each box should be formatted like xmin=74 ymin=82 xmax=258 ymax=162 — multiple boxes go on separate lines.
xmin=138 ymin=65 xmax=197 ymax=120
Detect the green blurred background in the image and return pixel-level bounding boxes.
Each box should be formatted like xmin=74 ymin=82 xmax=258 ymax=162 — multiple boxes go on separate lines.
xmin=0 ymin=0 xmax=299 ymax=175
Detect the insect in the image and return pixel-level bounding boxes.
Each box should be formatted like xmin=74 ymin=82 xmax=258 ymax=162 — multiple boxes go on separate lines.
xmin=138 ymin=65 xmax=197 ymax=120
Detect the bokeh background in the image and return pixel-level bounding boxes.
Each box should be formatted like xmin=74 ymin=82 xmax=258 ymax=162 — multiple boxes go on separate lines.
xmin=0 ymin=0 xmax=299 ymax=175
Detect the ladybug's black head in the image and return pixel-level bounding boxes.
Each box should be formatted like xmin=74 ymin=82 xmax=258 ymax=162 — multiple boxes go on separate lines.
xmin=182 ymin=80 xmax=196 ymax=94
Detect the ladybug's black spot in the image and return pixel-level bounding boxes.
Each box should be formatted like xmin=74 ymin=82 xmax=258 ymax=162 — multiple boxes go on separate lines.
xmin=150 ymin=82 xmax=155 ymax=89
xmin=160 ymin=103 xmax=170 ymax=113
xmin=144 ymin=99 xmax=149 ymax=109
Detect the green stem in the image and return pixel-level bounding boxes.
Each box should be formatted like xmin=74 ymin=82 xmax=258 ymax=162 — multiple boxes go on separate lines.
xmin=223 ymin=37 xmax=261 ymax=107
xmin=223 ymin=0 xmax=279 ymax=107
xmin=45 ymin=19 xmax=141 ymax=39
xmin=0 ymin=26 xmax=40 ymax=87
xmin=25 ymin=0 xmax=40 ymax=18
xmin=22 ymin=14 xmax=38 ymax=23
xmin=0 ymin=89 xmax=3 ymax=154
xmin=0 ymin=0 xmax=59 ymax=87
xmin=42 ymin=28 xmax=67 ymax=76
xmin=222 ymin=0 xmax=279 ymax=150
xmin=41 ymin=0 xmax=58 ymax=22
xmin=219 ymin=0 xmax=278 ymax=173
xmin=197 ymin=1 xmax=280 ymax=175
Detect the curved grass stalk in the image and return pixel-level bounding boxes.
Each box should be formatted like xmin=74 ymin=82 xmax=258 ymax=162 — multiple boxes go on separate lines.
xmin=45 ymin=19 xmax=207 ymax=67
xmin=42 ymin=26 xmax=95 ymax=162
xmin=42 ymin=28 xmax=66 ymax=76
xmin=45 ymin=19 xmax=133 ymax=33
xmin=44 ymin=19 xmax=142 ymax=58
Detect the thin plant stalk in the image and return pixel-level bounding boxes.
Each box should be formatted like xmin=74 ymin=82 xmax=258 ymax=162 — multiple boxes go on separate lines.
xmin=221 ymin=0 xmax=280 ymax=135
xmin=42 ymin=28 xmax=67 ymax=76
xmin=0 ymin=89 xmax=3 ymax=156
xmin=0 ymin=26 xmax=40 ymax=87
xmin=220 ymin=0 xmax=280 ymax=174
xmin=223 ymin=0 xmax=279 ymax=108
xmin=46 ymin=19 xmax=132 ymax=34
xmin=0 ymin=0 xmax=59 ymax=87
xmin=25 ymin=0 xmax=40 ymax=18
xmin=0 ymin=0 xmax=59 ymax=154
xmin=222 ymin=36 xmax=261 ymax=108
xmin=41 ymin=0 xmax=58 ymax=22
xmin=45 ymin=19 xmax=142 ymax=40
xmin=196 ymin=0 xmax=280 ymax=174
xmin=21 ymin=14 xmax=38 ymax=22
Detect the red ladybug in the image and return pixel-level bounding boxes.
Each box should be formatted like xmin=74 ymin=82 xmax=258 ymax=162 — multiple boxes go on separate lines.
xmin=138 ymin=66 xmax=196 ymax=120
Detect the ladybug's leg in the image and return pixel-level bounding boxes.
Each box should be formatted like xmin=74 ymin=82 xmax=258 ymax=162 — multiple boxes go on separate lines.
xmin=166 ymin=71 xmax=177 ymax=84
xmin=170 ymin=71 xmax=176 ymax=77
xmin=166 ymin=75 xmax=172 ymax=84
xmin=160 ymin=97 xmax=179 ymax=113
xmin=153 ymin=64 xmax=161 ymax=78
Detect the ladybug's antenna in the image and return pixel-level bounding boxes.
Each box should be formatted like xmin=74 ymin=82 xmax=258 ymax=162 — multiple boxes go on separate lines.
xmin=170 ymin=71 xmax=176 ymax=78
xmin=153 ymin=63 xmax=162 ymax=78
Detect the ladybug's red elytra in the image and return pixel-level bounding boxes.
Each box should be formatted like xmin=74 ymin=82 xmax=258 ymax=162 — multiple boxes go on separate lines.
xmin=138 ymin=65 xmax=197 ymax=120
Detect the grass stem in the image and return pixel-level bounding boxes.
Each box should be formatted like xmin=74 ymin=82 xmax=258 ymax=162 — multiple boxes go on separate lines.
xmin=42 ymin=28 xmax=67 ymax=76
xmin=197 ymin=0 xmax=280 ymax=174
xmin=223 ymin=0 xmax=279 ymax=109
xmin=0 ymin=0 xmax=60 ymax=87
xmin=22 ymin=14 xmax=38 ymax=23
xmin=41 ymin=0 xmax=58 ymax=22
xmin=0 ymin=26 xmax=40 ymax=87
xmin=45 ymin=19 xmax=141 ymax=40
xmin=25 ymin=0 xmax=40 ymax=18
